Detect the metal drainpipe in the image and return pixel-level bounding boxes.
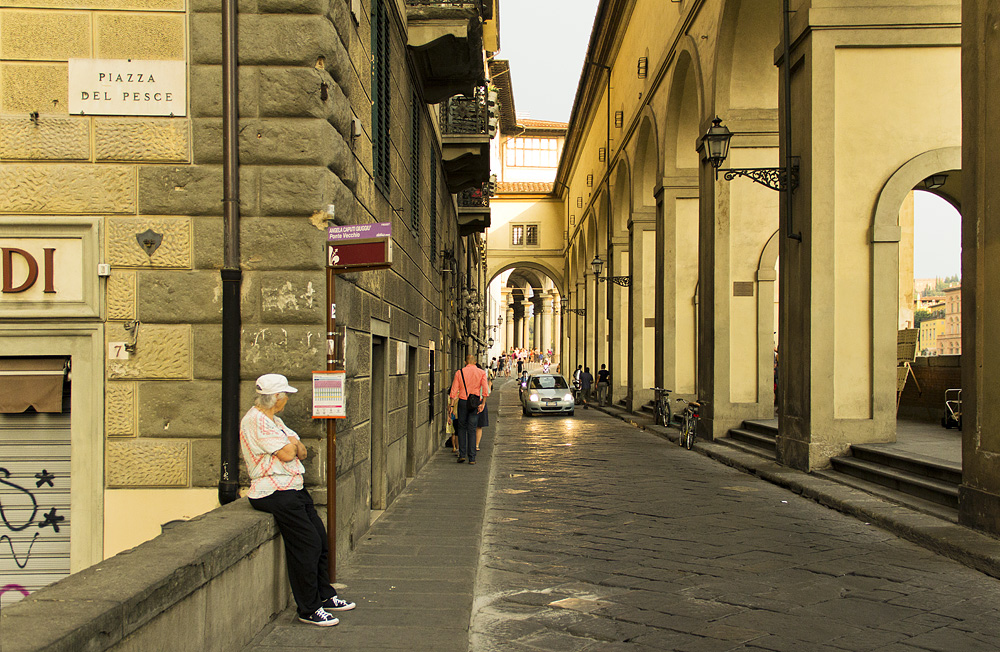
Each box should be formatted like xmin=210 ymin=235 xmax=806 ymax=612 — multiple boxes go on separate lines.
xmin=219 ymin=0 xmax=241 ymax=505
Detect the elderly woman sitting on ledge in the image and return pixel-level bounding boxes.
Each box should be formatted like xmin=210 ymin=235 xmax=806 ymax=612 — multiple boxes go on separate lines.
xmin=239 ymin=373 xmax=356 ymax=627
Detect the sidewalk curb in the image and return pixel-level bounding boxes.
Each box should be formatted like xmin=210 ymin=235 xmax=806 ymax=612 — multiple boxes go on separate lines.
xmin=594 ymin=404 xmax=1000 ymax=581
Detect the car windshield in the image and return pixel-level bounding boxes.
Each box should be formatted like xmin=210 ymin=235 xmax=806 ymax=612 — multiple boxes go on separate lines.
xmin=530 ymin=376 xmax=568 ymax=389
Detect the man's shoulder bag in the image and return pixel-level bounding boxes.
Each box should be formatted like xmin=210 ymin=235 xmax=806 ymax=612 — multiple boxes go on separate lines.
xmin=461 ymin=370 xmax=481 ymax=411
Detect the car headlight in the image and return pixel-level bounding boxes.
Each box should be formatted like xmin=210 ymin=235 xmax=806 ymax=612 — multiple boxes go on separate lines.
xmin=564 ymin=393 xmax=574 ymax=402
xmin=529 ymin=393 xmax=539 ymax=402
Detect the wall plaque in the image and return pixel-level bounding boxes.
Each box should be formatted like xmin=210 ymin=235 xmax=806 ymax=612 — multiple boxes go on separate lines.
xmin=733 ymin=281 xmax=755 ymax=297
xmin=68 ymin=59 xmax=186 ymax=117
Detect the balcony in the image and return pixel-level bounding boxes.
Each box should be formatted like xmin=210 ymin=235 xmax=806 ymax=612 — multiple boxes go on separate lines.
xmin=441 ymin=87 xmax=492 ymax=193
xmin=406 ymin=0 xmax=489 ymax=103
xmin=457 ymin=182 xmax=490 ymax=236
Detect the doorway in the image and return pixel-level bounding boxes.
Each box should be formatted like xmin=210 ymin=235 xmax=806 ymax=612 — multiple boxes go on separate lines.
xmin=406 ymin=345 xmax=417 ymax=478
xmin=370 ymin=336 xmax=387 ymax=511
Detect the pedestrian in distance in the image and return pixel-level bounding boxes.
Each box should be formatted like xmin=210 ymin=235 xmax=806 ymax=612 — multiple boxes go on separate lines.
xmin=579 ymin=366 xmax=594 ymax=409
xmin=449 ymin=354 xmax=490 ymax=465
xmin=596 ymin=364 xmax=610 ymax=407
xmin=240 ymin=374 xmax=356 ymax=627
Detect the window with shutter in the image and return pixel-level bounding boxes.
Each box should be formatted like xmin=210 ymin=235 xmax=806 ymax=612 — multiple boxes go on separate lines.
xmin=410 ymin=97 xmax=421 ymax=235
xmin=371 ymin=0 xmax=391 ymax=192
xmin=430 ymin=149 xmax=438 ymax=260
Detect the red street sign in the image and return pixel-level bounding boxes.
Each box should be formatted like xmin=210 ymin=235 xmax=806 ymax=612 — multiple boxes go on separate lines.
xmin=327 ymin=238 xmax=392 ymax=270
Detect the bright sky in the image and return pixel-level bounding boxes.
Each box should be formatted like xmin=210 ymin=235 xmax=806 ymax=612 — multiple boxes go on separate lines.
xmin=497 ymin=0 xmax=601 ymax=123
xmin=914 ymin=191 xmax=962 ymax=279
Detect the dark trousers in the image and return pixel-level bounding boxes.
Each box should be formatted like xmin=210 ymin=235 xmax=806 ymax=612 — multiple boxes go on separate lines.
xmin=249 ymin=488 xmax=336 ymax=616
xmin=457 ymin=398 xmax=479 ymax=462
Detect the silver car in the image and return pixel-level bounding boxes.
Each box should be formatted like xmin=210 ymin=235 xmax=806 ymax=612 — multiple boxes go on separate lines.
xmin=520 ymin=374 xmax=575 ymax=416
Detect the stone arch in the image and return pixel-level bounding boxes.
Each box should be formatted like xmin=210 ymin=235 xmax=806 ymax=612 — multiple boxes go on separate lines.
xmin=611 ymin=157 xmax=631 ymax=236
xmin=871 ymin=146 xmax=962 ymax=433
xmin=756 ymin=230 xmax=780 ymax=408
xmin=713 ymin=0 xmax=780 ymax=114
xmin=633 ymin=109 xmax=660 ymax=209
xmin=663 ymin=40 xmax=706 ymax=174
xmin=488 ymin=260 xmax=564 ymax=296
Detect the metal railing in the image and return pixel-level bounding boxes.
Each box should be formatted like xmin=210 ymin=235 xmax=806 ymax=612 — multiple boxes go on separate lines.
xmin=458 ymin=182 xmax=490 ymax=209
xmin=405 ymin=0 xmax=491 ymax=19
xmin=442 ymin=86 xmax=488 ymax=136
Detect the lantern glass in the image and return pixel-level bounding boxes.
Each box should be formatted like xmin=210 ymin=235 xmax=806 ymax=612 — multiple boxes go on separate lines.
xmin=702 ymin=117 xmax=732 ymax=169
xmin=590 ymin=254 xmax=604 ymax=278
xmin=488 ymin=337 xmax=495 ymax=347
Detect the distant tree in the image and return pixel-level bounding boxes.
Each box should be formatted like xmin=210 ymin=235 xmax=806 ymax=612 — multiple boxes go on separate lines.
xmin=914 ymin=309 xmax=930 ymax=326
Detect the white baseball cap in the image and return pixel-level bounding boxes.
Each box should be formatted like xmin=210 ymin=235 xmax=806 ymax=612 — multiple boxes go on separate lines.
xmin=255 ymin=374 xmax=298 ymax=395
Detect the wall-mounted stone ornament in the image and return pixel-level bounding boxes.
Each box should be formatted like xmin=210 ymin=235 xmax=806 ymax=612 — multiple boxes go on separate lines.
xmin=136 ymin=229 xmax=163 ymax=257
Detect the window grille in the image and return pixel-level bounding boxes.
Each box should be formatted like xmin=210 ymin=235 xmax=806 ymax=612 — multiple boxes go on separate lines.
xmin=430 ymin=149 xmax=438 ymax=258
xmin=371 ymin=0 xmax=391 ymax=192
xmin=525 ymin=225 xmax=538 ymax=246
xmin=511 ymin=225 xmax=524 ymax=246
xmin=410 ymin=96 xmax=421 ymax=234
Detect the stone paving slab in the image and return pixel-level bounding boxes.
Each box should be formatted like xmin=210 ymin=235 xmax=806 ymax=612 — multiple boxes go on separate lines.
xmin=471 ymin=381 xmax=1000 ymax=651
xmin=242 ymin=393 xmax=497 ymax=652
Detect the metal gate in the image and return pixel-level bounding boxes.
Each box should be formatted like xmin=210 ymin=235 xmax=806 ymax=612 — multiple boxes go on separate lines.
xmin=0 ymin=376 xmax=71 ymax=606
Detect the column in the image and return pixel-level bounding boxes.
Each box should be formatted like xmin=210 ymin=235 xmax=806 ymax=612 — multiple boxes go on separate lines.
xmin=533 ymin=299 xmax=542 ymax=351
xmin=960 ymin=1 xmax=1000 ymax=534
xmin=521 ymin=301 xmax=532 ymax=352
xmin=553 ymin=294 xmax=562 ymax=367
xmin=629 ymin=212 xmax=657 ymax=412
xmin=541 ymin=294 xmax=554 ymax=356
xmin=505 ymin=305 xmax=515 ymax=353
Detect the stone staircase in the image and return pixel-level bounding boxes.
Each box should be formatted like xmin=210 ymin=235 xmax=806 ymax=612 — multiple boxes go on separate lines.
xmin=828 ymin=446 xmax=960 ymax=510
xmin=723 ymin=419 xmax=961 ymax=517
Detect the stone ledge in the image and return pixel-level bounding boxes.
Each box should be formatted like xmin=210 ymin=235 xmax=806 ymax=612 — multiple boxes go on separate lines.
xmin=0 ymin=499 xmax=284 ymax=652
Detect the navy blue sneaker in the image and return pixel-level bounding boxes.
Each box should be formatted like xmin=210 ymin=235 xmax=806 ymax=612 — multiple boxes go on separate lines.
xmin=298 ymin=608 xmax=339 ymax=626
xmin=322 ymin=596 xmax=356 ymax=612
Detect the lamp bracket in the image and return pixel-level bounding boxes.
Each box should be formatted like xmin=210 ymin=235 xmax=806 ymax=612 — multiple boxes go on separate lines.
xmin=720 ymin=158 xmax=799 ymax=192
xmin=599 ymin=276 xmax=631 ymax=287
xmin=564 ymin=308 xmax=587 ymax=316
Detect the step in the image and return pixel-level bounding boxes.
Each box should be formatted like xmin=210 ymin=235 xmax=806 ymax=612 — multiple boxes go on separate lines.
xmin=742 ymin=420 xmax=779 ymax=438
xmin=829 ymin=456 xmax=959 ymax=509
xmin=812 ymin=469 xmax=958 ymax=523
xmin=718 ymin=436 xmax=777 ymax=461
xmin=729 ymin=428 xmax=777 ymax=452
xmin=849 ymin=445 xmax=962 ymax=486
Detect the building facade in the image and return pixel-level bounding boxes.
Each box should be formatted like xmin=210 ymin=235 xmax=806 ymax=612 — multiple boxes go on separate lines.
xmin=0 ymin=0 xmax=496 ymax=600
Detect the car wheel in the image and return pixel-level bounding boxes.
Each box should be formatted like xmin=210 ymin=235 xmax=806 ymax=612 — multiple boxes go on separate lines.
xmin=568 ymin=410 xmax=575 ymax=416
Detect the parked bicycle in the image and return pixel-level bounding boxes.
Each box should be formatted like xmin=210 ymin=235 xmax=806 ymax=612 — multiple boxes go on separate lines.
xmin=676 ymin=398 xmax=700 ymax=449
xmin=650 ymin=387 xmax=673 ymax=427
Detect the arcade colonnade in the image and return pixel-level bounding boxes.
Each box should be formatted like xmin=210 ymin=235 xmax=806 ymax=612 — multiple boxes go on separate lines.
xmin=496 ymin=287 xmax=562 ymax=361
xmin=548 ymin=0 xmax=1000 ymax=533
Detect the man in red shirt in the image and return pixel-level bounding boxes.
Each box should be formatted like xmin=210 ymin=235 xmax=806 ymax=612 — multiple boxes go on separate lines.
xmin=449 ymin=354 xmax=490 ymax=464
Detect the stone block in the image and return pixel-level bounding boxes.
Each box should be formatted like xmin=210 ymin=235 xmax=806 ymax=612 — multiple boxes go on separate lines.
xmin=138 ymin=165 xmax=259 ymax=216
xmin=106 ymin=323 xmax=192 ymax=380
xmin=0 ymin=163 xmax=134 ymax=213
xmin=240 ymin=217 xmax=326 ymax=270
xmin=191 ymin=437 xmax=230 ymax=488
xmin=258 ymin=0 xmax=327 ymax=13
xmin=345 ymin=327 xmax=371 ymax=376
xmin=105 ymin=216 xmax=192 ymax=268
xmin=192 ymin=118 xmax=349 ymax=174
xmin=95 ymin=118 xmax=189 ymax=162
xmin=190 ymin=13 xmax=348 ymax=83
xmin=241 ymin=325 xmax=324 ymax=378
xmin=106 ymin=381 xmax=137 ymax=437
xmin=189 ymin=0 xmax=255 ymax=12
xmin=106 ymin=439 xmax=189 ymax=487
xmin=326 ymin=0 xmax=351 ymax=49
xmin=112 ymin=583 xmax=206 ymax=652
xmin=0 ymin=62 xmax=68 ymax=115
xmin=258 ymin=271 xmax=325 ymax=323
xmin=192 ymin=215 xmax=223 ymax=269
xmin=94 ymin=13 xmax=185 ymax=60
xmin=137 ymin=270 xmax=223 ymax=323
xmin=189 ymin=65 xmax=259 ymax=118
xmin=259 ymin=165 xmax=352 ymax=218
xmin=0 ymin=10 xmax=91 ymax=60
xmin=0 ymin=116 xmax=90 ymax=160
xmin=106 ymin=271 xmax=136 ymax=320
xmin=137 ymin=380 xmax=221 ymax=437
xmin=6 ymin=0 xmax=182 ymax=9
xmin=191 ymin=324 xmax=221 ymax=380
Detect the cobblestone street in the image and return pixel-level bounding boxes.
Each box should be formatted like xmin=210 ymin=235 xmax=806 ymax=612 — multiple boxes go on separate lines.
xmin=470 ymin=380 xmax=1000 ymax=651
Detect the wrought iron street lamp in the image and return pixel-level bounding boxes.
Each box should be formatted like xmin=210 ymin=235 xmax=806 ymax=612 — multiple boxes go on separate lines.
xmin=487 ymin=337 xmax=494 ymax=347
xmin=590 ymin=254 xmax=631 ymax=287
xmin=700 ymin=117 xmax=799 ymax=192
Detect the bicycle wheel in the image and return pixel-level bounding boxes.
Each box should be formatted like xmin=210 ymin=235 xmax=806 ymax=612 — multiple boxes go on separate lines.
xmin=663 ymin=399 xmax=672 ymax=428
xmin=684 ymin=419 xmax=695 ymax=449
xmin=678 ymin=413 xmax=686 ymax=446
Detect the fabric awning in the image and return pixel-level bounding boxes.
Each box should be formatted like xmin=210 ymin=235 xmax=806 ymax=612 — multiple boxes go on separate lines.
xmin=0 ymin=358 xmax=67 ymax=413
